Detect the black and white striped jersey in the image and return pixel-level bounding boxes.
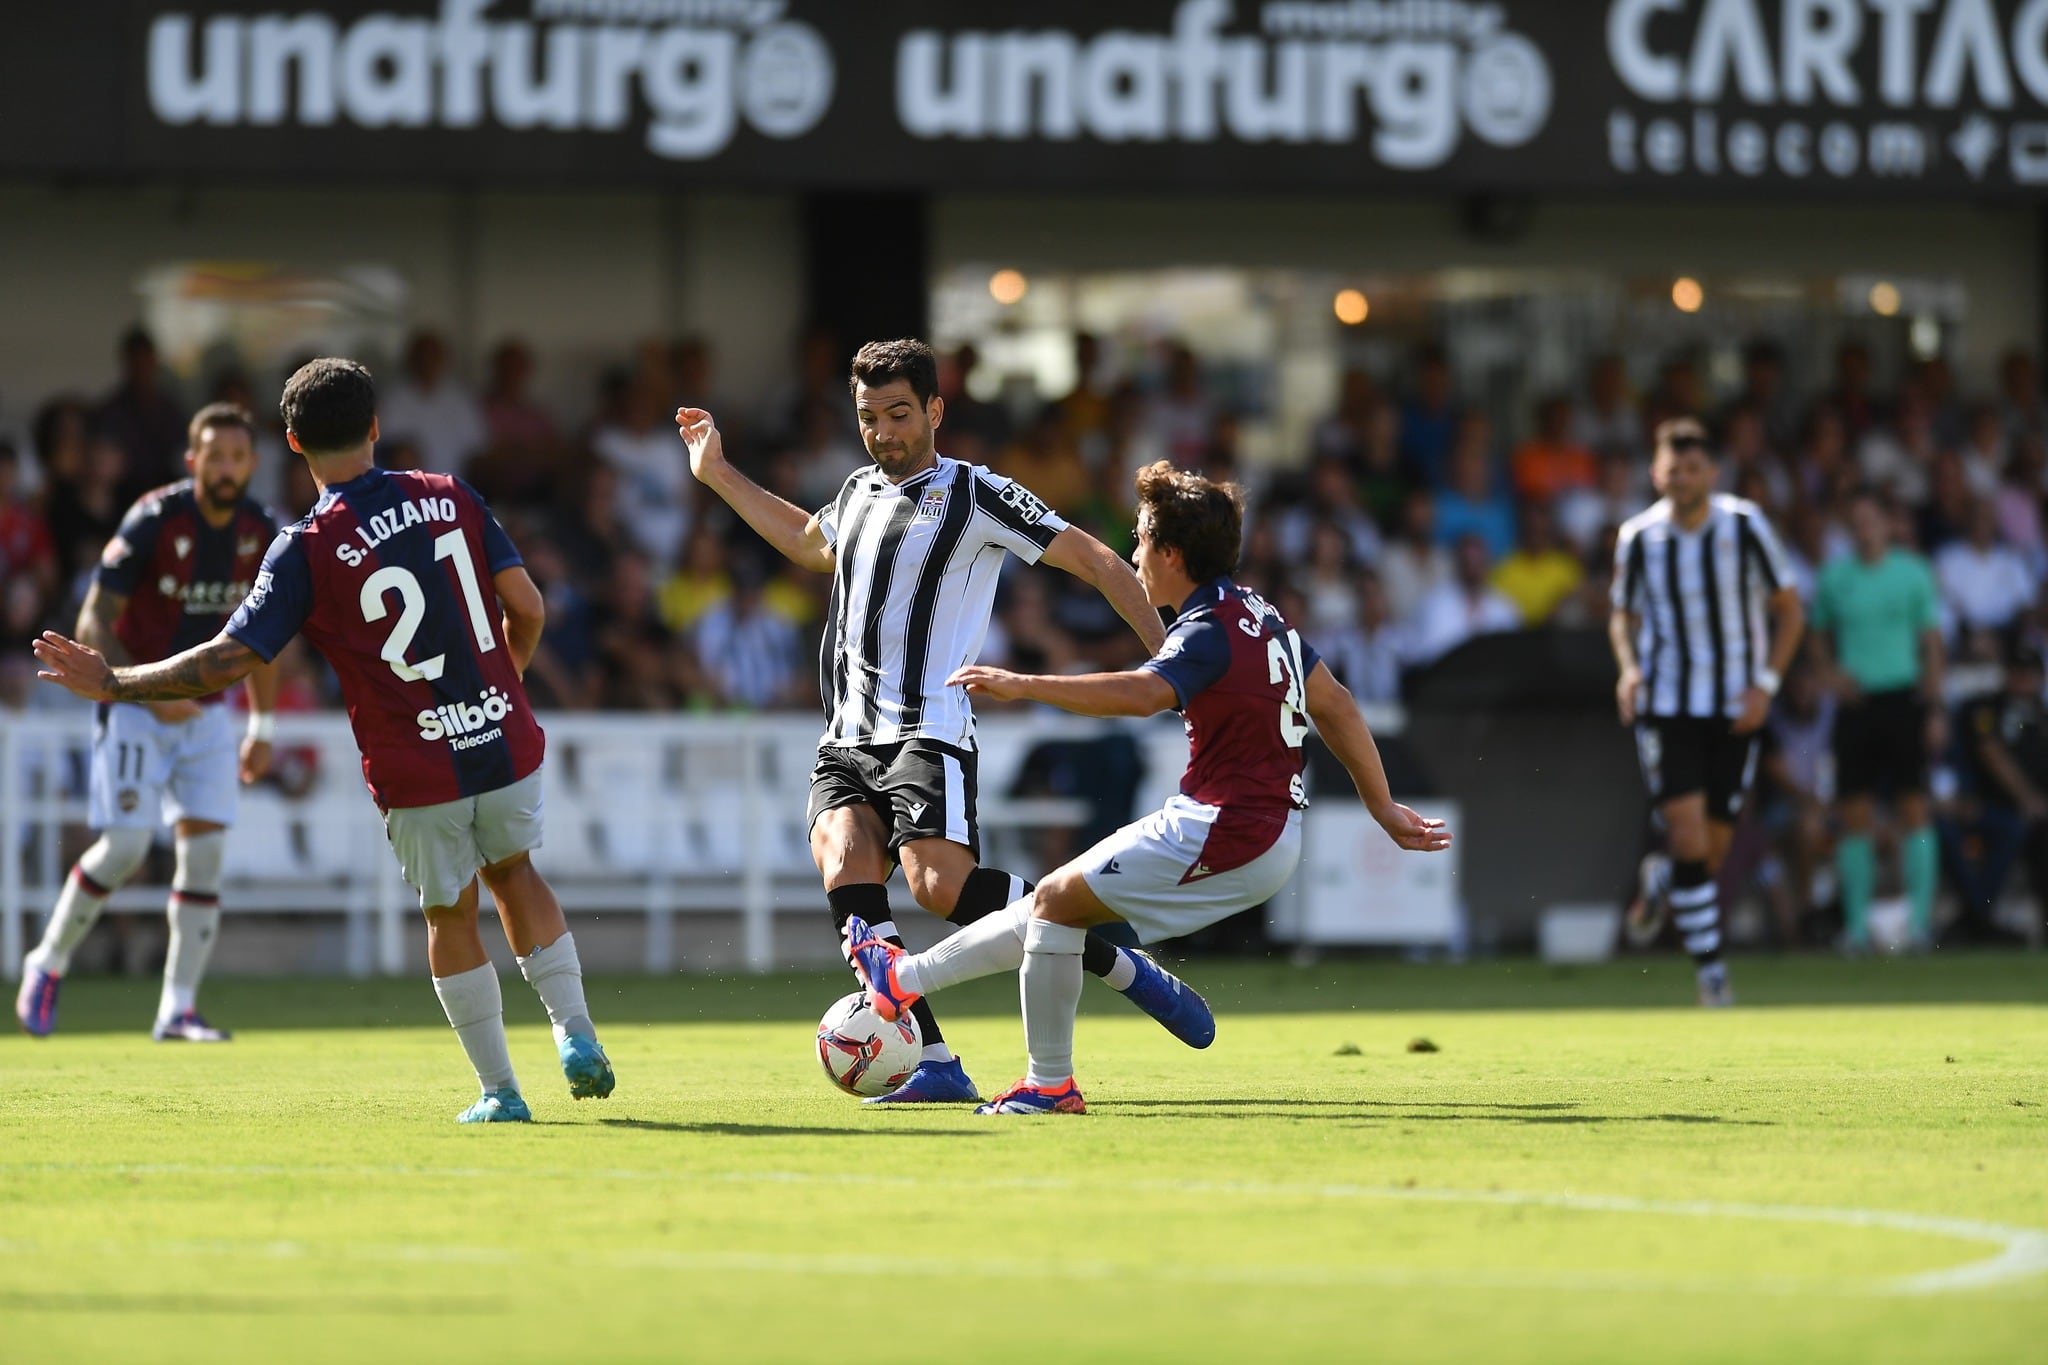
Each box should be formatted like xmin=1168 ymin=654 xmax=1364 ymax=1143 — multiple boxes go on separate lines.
xmin=1612 ymin=494 xmax=1792 ymax=720
xmin=815 ymin=456 xmax=1067 ymax=749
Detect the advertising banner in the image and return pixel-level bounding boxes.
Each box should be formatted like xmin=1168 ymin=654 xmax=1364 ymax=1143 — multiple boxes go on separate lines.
xmin=6 ymin=1 xmax=2048 ymax=195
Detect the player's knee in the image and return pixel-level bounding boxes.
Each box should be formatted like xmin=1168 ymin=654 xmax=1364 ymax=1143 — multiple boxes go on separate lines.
xmin=82 ymin=827 xmax=152 ymax=888
xmin=1029 ymin=867 xmax=1087 ymax=924
xmin=173 ymin=829 xmax=227 ymax=895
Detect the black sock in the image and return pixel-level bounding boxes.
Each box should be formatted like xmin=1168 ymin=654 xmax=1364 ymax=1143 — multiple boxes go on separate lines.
xmin=950 ymin=866 xmax=1028 ymax=926
xmin=1081 ymin=934 xmax=1120 ymax=980
xmin=1670 ymin=858 xmax=1722 ymax=967
xmin=827 ymin=882 xmax=944 ymax=1047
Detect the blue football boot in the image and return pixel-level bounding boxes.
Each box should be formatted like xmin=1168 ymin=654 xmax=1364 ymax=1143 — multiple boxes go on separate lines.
xmin=559 ymin=1033 xmax=616 ymax=1100
xmin=1118 ymin=949 xmax=1216 ymax=1049
xmin=15 ymin=965 xmax=58 ymax=1037
xmin=863 ymin=1056 xmax=982 ymax=1105
xmin=456 ymin=1089 xmax=532 ymax=1124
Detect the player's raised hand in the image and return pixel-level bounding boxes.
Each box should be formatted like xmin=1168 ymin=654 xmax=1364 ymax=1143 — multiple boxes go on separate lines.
xmin=676 ymin=407 xmax=726 ymax=482
xmin=946 ymin=664 xmax=1027 ymax=702
xmin=33 ymin=631 xmax=116 ymax=701
xmin=240 ymin=736 xmax=274 ymax=785
xmin=1374 ymin=802 xmax=1453 ymax=853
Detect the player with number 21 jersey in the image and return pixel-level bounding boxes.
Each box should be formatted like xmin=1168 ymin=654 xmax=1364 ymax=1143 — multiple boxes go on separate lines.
xmin=226 ymin=466 xmax=543 ymax=809
xmin=34 ymin=359 xmax=609 ymax=1125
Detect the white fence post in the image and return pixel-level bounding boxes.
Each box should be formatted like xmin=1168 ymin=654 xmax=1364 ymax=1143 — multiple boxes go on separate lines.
xmin=740 ymin=719 xmax=772 ymax=972
xmin=0 ymin=723 xmax=20 ymax=981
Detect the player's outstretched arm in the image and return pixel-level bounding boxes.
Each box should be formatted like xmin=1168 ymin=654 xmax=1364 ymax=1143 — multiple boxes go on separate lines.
xmin=1302 ymin=660 xmax=1451 ymax=853
xmin=494 ymin=565 xmax=546 ymax=676
xmin=676 ymin=407 xmax=834 ymax=574
xmin=947 ymin=664 xmax=1176 ymax=719
xmin=1039 ymin=527 xmax=1167 ymax=654
xmin=35 ymin=630 xmax=262 ymax=704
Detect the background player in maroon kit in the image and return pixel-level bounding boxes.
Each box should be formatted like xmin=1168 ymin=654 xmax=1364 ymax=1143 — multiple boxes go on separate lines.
xmin=34 ymin=359 xmax=612 ymax=1124
xmin=16 ymin=401 xmax=280 ymax=1042
xmin=847 ymin=461 xmax=1451 ymax=1114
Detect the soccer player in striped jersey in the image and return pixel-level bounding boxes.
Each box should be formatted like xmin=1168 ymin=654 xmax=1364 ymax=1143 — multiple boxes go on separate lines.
xmin=35 ymin=359 xmax=612 ymax=1123
xmin=16 ymin=402 xmax=278 ymax=1043
xmin=1610 ymin=418 xmax=1805 ymax=1006
xmin=843 ymin=462 xmax=1450 ymax=1114
xmin=680 ymin=338 xmax=1214 ymax=1104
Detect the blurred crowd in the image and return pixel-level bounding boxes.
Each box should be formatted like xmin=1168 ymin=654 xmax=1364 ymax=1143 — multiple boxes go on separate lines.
xmin=9 ymin=323 xmax=2048 ymax=942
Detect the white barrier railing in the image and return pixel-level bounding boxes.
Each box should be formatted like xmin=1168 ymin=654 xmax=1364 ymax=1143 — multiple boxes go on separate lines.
xmin=0 ymin=706 xmax=1203 ymax=979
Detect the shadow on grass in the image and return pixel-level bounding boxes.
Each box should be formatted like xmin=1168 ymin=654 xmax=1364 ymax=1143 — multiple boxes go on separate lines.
xmin=599 ymin=1118 xmax=988 ymax=1139
xmin=1089 ymin=1098 xmax=1768 ymax=1126
xmin=0 ymin=1291 xmax=504 ymax=1316
xmin=19 ymin=953 xmax=2045 ymax=1033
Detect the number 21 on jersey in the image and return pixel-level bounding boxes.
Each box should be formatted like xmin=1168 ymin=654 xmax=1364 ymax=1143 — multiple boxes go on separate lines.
xmin=359 ymin=529 xmax=497 ymax=683
xmin=1266 ymin=630 xmax=1311 ymax=747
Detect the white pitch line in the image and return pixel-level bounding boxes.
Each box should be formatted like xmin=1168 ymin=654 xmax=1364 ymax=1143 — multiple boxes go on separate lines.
xmin=6 ymin=1162 xmax=2045 ymax=1298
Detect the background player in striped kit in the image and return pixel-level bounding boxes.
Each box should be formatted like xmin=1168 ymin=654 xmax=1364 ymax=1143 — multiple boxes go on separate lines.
xmin=1610 ymin=418 xmax=1805 ymax=1006
xmin=16 ymin=402 xmax=279 ymax=1043
xmin=679 ymin=339 xmax=1214 ymax=1105
xmin=35 ymin=359 xmax=613 ymax=1123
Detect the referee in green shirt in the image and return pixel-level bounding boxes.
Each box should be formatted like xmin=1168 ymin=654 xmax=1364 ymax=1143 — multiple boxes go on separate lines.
xmin=1809 ymin=488 xmax=1947 ymax=950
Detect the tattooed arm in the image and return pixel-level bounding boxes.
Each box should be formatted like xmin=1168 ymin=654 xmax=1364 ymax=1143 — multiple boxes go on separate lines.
xmin=73 ymin=582 xmax=206 ymax=721
xmin=34 ymin=631 xmax=261 ymax=704
xmin=73 ymin=583 xmax=136 ymax=666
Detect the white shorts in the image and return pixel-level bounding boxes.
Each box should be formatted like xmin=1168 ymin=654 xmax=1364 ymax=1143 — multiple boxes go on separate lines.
xmin=1078 ymin=794 xmax=1304 ymax=945
xmin=89 ymin=702 xmax=240 ymax=831
xmin=382 ymin=769 xmax=545 ymax=910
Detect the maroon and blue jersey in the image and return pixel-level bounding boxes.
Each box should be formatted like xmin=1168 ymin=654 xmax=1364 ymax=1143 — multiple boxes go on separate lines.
xmin=1140 ymin=578 xmax=1320 ymax=874
xmin=95 ymin=480 xmax=278 ymax=706
xmin=225 ymin=468 xmax=543 ymax=811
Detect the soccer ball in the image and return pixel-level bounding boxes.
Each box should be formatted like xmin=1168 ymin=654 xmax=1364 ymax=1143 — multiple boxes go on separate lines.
xmin=816 ymin=991 xmax=922 ymax=1097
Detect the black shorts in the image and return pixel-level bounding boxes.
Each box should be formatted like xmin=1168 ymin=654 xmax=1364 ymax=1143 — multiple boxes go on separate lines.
xmin=1834 ymin=689 xmax=1926 ymax=799
xmin=807 ymin=739 xmax=979 ymax=859
xmin=1634 ymin=716 xmax=1761 ymax=821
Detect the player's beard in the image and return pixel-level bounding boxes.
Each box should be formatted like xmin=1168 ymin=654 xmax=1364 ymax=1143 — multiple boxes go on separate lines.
xmin=868 ymin=432 xmax=931 ymax=481
xmin=200 ymin=477 xmax=247 ymax=515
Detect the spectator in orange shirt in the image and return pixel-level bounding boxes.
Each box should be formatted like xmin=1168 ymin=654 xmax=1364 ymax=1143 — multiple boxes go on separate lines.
xmin=1511 ymin=395 xmax=1598 ymax=505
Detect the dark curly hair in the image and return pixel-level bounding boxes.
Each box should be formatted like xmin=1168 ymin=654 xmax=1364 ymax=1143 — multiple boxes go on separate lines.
xmin=848 ymin=338 xmax=939 ymax=406
xmin=1136 ymin=460 xmax=1243 ymax=583
xmin=280 ymin=358 xmax=377 ymax=455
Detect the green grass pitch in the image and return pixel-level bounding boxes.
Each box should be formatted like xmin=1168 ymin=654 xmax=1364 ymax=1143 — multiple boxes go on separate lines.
xmin=1 ymin=956 xmax=2044 ymax=1363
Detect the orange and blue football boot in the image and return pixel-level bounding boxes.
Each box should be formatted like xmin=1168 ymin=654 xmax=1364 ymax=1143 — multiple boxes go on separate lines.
xmin=843 ymin=914 xmax=920 ymax=1024
xmin=976 ymin=1077 xmax=1086 ymax=1115
xmin=15 ymin=966 xmax=58 ymax=1037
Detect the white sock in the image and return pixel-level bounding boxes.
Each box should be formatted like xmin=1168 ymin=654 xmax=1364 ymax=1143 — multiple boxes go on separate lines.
xmin=1022 ymin=918 xmax=1086 ymax=1088
xmin=432 ymin=963 xmax=518 ymax=1095
xmin=1102 ymin=948 xmax=1138 ymax=992
xmin=896 ymin=900 xmax=1031 ymax=998
xmin=517 ymin=932 xmax=596 ymax=1042
xmin=159 ymin=830 xmax=226 ymax=1021
xmin=26 ymin=831 xmax=150 ymax=975
xmin=158 ymin=894 xmax=221 ymax=1021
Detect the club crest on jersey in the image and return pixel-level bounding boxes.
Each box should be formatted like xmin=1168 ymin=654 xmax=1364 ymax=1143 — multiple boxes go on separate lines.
xmin=417 ymin=686 xmax=517 ymax=749
xmin=238 ymin=536 xmax=262 ymax=557
xmin=914 ymin=487 xmax=948 ymax=522
xmin=173 ymin=535 xmax=192 ymax=560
